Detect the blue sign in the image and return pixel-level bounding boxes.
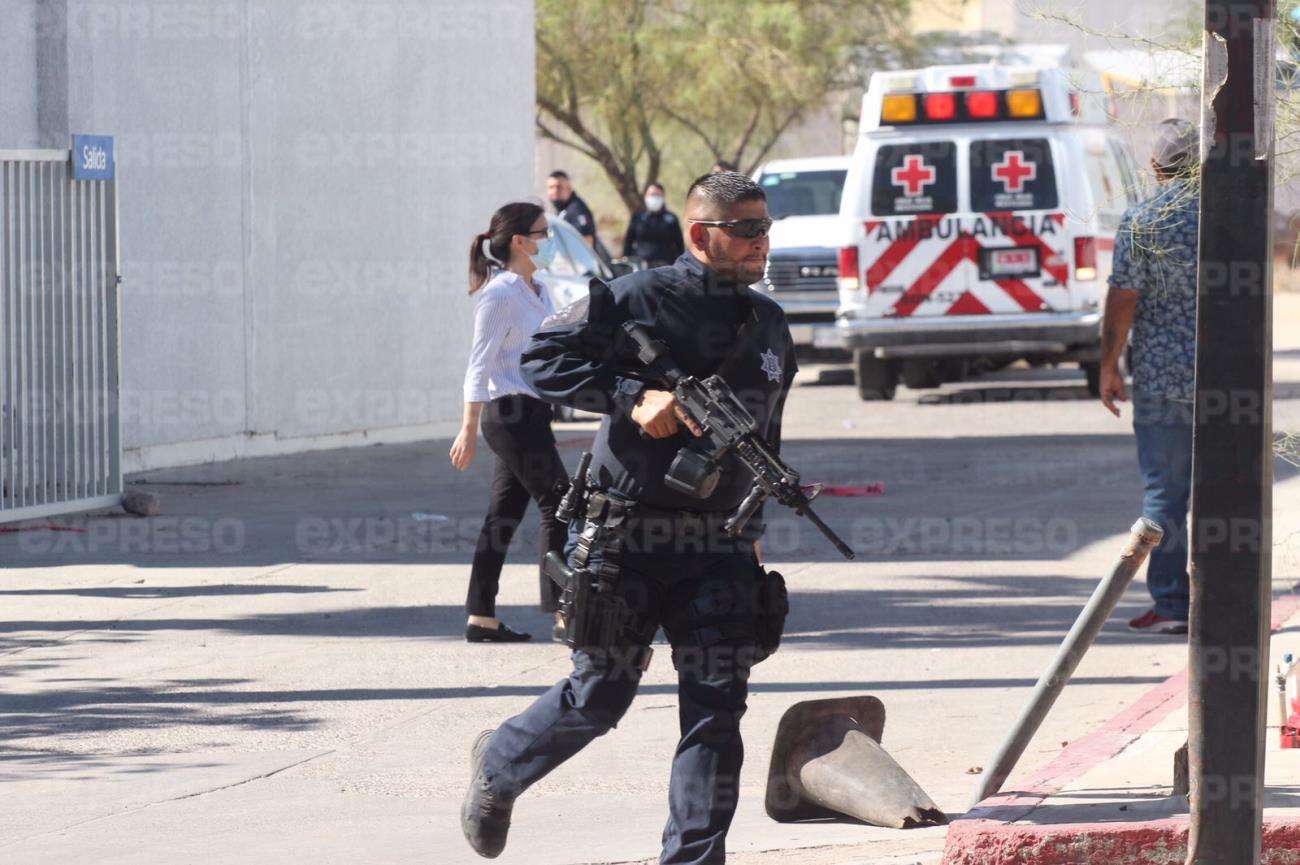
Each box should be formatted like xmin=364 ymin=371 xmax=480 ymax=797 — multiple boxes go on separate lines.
xmin=71 ymin=135 xmax=114 ymax=181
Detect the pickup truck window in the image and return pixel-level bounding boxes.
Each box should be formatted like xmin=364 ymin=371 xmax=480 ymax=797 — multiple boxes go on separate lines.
xmin=760 ymin=169 xmax=847 ymax=218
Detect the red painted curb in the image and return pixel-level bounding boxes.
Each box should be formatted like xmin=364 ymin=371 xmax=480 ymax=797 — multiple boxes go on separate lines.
xmin=943 ymin=817 xmax=1300 ymax=865
xmin=941 ymin=588 xmax=1300 ymax=864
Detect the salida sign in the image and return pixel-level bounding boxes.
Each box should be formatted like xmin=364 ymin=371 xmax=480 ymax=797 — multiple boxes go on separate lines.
xmin=71 ymin=135 xmax=114 ymax=181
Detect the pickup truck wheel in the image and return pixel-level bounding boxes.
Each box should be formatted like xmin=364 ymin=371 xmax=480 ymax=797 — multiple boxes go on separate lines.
xmin=1081 ymin=361 xmax=1102 ymax=398
xmin=855 ymin=352 xmax=897 ymax=401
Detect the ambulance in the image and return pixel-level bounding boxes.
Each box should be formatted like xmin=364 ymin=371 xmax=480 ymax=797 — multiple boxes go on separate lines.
xmin=815 ymin=64 xmax=1143 ymax=400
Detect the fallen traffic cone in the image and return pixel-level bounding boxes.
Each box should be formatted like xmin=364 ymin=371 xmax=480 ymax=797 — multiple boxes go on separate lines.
xmin=764 ymin=696 xmax=946 ymax=829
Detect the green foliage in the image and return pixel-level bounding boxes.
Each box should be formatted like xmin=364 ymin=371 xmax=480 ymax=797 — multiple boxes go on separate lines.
xmin=536 ymin=0 xmax=913 ymax=215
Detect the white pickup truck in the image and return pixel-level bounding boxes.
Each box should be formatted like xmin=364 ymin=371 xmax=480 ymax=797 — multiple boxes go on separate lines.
xmin=751 ymin=156 xmax=853 ymax=358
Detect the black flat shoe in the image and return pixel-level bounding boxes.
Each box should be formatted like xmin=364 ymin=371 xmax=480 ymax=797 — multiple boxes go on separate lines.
xmin=466 ymin=622 xmax=532 ymax=643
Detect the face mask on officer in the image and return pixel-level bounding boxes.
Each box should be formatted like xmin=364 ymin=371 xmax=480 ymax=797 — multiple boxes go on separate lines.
xmin=644 ymin=193 xmax=665 ymax=213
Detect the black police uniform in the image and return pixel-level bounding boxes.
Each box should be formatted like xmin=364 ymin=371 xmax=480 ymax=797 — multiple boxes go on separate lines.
xmin=623 ymin=208 xmax=686 ymax=268
xmin=556 ymin=192 xmax=598 ymax=242
xmin=476 ymin=252 xmax=797 ymax=865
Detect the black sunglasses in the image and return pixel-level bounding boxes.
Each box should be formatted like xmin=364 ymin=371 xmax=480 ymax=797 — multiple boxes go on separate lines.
xmin=689 ymin=218 xmax=773 ymax=239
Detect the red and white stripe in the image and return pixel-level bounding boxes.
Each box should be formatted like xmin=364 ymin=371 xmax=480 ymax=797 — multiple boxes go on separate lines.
xmin=858 ymin=213 xmax=1070 ymax=318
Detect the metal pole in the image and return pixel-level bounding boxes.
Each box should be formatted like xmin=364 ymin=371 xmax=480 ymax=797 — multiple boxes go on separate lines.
xmin=1187 ymin=2 xmax=1276 ymax=862
xmin=970 ymin=518 xmax=1164 ymax=807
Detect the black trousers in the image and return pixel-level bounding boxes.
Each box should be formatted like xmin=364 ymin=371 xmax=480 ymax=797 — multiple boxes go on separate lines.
xmin=482 ymin=519 xmax=764 ymax=864
xmin=466 ymin=395 xmax=568 ymax=617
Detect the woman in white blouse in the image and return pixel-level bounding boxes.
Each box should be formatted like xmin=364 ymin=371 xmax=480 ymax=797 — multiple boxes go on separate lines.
xmin=450 ymin=202 xmax=569 ymax=643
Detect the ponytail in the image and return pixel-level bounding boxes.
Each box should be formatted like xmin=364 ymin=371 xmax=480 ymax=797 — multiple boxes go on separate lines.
xmin=468 ymin=232 xmax=501 ymax=294
xmin=468 ymin=201 xmax=546 ymax=294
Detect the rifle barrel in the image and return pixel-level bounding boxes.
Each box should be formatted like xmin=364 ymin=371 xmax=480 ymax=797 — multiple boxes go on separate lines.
xmin=802 ymin=503 xmax=856 ymax=560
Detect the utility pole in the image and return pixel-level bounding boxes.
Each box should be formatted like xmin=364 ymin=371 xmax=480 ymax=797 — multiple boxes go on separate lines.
xmin=1187 ymin=2 xmax=1276 ymax=863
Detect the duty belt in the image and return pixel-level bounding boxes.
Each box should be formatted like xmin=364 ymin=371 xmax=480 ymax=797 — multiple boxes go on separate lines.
xmin=583 ymin=491 xmax=754 ymax=554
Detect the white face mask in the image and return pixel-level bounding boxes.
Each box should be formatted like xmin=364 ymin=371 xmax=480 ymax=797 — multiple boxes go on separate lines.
xmin=527 ymin=236 xmax=558 ymax=270
xmin=644 ymin=194 xmax=665 ymax=213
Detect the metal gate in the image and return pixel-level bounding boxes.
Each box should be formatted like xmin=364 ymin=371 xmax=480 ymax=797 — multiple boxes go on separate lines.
xmin=0 ymin=147 xmax=121 ymax=523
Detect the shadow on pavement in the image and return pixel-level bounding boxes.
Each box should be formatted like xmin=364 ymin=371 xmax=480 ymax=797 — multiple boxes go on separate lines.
xmin=0 ymin=433 xmax=1194 ymax=569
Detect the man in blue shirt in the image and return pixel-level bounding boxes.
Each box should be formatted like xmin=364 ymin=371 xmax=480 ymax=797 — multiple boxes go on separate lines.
xmin=1100 ymin=118 xmax=1200 ymax=635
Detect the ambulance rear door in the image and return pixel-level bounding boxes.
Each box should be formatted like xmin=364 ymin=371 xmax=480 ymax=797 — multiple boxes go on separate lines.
xmin=963 ymin=133 xmax=1072 ymax=315
xmin=856 ymin=135 xmax=969 ymax=318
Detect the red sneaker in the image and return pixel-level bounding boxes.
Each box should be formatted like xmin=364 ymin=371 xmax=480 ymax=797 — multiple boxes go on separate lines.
xmin=1128 ymin=609 xmax=1188 ymax=634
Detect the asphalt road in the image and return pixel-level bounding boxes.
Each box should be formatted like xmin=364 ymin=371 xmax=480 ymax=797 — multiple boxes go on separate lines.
xmin=4 ymin=298 xmax=1300 ymax=865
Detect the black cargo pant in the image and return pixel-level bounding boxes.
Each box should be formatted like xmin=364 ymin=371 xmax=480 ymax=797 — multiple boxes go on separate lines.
xmin=465 ymin=395 xmax=567 ymax=617
xmin=479 ymin=512 xmax=767 ymax=865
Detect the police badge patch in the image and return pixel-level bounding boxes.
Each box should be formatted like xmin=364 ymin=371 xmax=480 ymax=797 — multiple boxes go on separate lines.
xmin=760 ymin=348 xmax=783 ymax=383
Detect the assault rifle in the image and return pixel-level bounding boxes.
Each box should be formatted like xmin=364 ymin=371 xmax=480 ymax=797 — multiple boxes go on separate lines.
xmin=620 ymin=320 xmax=855 ymax=561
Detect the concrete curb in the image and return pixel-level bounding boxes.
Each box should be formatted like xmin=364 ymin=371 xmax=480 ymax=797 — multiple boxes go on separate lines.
xmin=940 ymin=589 xmax=1300 ymax=864
xmin=943 ymin=817 xmax=1300 ymax=864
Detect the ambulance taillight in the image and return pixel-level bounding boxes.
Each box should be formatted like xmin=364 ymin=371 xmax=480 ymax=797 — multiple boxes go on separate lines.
xmin=1007 ymin=89 xmax=1043 ymax=118
xmin=838 ymin=246 xmax=861 ymax=291
xmin=925 ymin=93 xmax=956 ymax=121
xmin=1074 ymin=237 xmax=1098 ymax=281
xmin=965 ymin=92 xmax=999 ymax=119
xmin=882 ymin=94 xmax=917 ymax=124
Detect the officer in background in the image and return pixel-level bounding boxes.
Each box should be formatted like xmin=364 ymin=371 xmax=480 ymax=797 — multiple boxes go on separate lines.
xmin=547 ymin=170 xmax=599 ymax=247
xmin=623 ymin=182 xmax=686 ymax=268
xmin=462 ymin=172 xmax=797 ymax=865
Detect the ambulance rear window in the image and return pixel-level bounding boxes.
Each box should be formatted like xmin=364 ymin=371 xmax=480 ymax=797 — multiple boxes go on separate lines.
xmin=969 ymin=138 xmax=1058 ymax=212
xmin=871 ymin=142 xmax=957 ymax=216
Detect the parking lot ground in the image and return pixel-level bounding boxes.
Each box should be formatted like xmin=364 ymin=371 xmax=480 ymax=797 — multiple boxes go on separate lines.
xmin=3 ymin=297 xmax=1300 ymax=865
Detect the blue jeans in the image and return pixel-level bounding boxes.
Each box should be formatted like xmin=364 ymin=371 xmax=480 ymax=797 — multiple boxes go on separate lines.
xmin=1133 ymin=396 xmax=1193 ymax=620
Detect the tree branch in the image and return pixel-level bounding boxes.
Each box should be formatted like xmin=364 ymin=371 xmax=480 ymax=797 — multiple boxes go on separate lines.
xmin=744 ymin=106 xmax=804 ymax=175
xmin=536 ymin=118 xmax=602 ymax=162
xmin=661 ymin=105 xmax=722 ymax=158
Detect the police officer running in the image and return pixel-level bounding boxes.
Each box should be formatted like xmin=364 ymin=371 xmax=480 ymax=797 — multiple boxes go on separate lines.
xmin=461 ymin=172 xmax=797 ymax=864
xmin=623 ymin=182 xmax=686 ymax=268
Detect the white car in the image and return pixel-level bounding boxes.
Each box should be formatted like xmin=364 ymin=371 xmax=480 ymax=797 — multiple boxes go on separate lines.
xmin=535 ymin=215 xmax=621 ymax=310
xmin=533 ymin=216 xmax=633 ymax=421
xmin=752 ymin=156 xmax=853 ymax=356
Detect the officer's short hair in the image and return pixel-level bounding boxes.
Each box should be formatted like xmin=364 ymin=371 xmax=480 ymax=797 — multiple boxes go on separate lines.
xmin=548 ymin=170 xmax=571 ymax=181
xmin=687 ymin=172 xmax=766 ymax=216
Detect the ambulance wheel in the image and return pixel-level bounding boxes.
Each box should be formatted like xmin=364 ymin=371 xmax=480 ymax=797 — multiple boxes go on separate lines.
xmin=938 ymin=359 xmax=970 ymax=383
xmin=1081 ymin=361 xmax=1102 ymax=398
xmin=900 ymin=360 xmax=942 ymax=390
xmin=855 ymin=352 xmax=897 ymax=401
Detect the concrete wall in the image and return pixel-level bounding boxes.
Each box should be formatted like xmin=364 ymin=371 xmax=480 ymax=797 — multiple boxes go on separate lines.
xmin=0 ymin=1 xmax=41 ymax=147
xmin=1 ymin=0 xmax=536 ymax=470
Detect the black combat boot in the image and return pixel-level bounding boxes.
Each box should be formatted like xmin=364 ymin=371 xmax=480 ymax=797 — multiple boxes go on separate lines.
xmin=461 ymin=729 xmax=513 ymax=858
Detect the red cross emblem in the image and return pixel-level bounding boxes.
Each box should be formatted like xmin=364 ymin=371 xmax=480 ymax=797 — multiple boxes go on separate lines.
xmin=992 ymin=150 xmax=1037 ymax=193
xmin=892 ymin=154 xmax=936 ymax=198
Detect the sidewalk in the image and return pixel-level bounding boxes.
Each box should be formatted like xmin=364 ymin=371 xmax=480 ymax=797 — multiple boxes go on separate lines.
xmin=941 ymin=590 xmax=1300 ymax=865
